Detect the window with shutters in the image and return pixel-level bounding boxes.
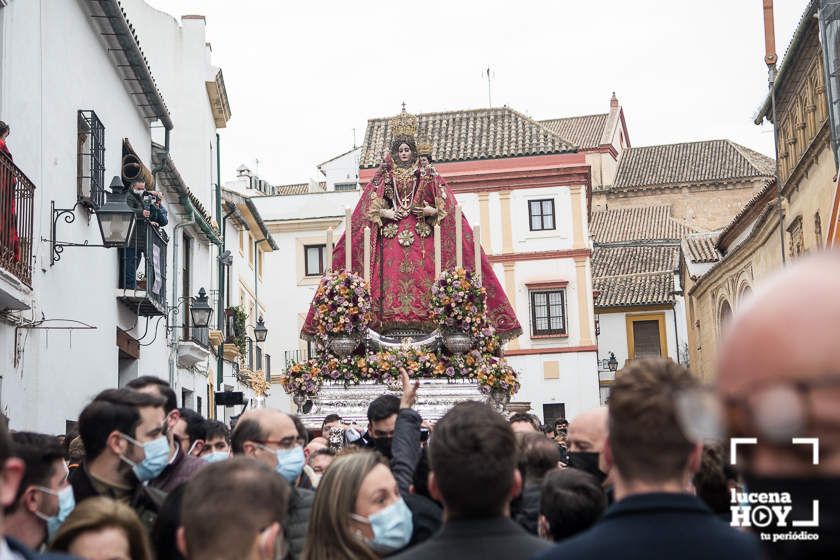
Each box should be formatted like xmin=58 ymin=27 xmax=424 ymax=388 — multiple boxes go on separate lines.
xmin=626 ymin=313 xmax=668 ymax=360
xmin=530 ymin=289 xmax=566 ymax=336
xmin=528 ymin=199 xmax=555 ymax=231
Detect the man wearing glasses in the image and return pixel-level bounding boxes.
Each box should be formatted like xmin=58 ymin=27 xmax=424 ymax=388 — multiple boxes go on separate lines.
xmin=232 ymin=409 xmax=313 ymax=560
xmin=717 ymin=253 xmax=840 ymax=559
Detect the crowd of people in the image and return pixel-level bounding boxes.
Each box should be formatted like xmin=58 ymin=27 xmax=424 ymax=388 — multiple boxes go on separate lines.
xmin=0 ymin=254 xmax=836 ymax=559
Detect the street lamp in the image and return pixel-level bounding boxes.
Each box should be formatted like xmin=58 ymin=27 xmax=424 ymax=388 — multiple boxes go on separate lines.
xmin=96 ymin=176 xmax=137 ymax=248
xmin=607 ymin=352 xmax=618 ymax=372
xmin=253 ymin=316 xmax=268 ymax=343
xmin=190 ymin=287 xmax=213 ymax=329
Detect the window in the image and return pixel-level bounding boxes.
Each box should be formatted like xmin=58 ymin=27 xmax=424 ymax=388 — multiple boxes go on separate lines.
xmin=256 ymin=345 xmax=263 ymax=371
xmin=815 ymin=212 xmax=824 ymax=248
xmin=258 ymin=247 xmax=264 ymax=277
xmin=247 ymin=338 xmax=254 ymax=370
xmin=248 ymin=233 xmax=254 ymax=266
xmin=542 ymin=403 xmax=566 ymax=429
xmin=265 ymin=354 xmax=271 ymax=376
xmin=304 ymin=244 xmax=326 ymax=276
xmin=626 ymin=314 xmax=668 ymax=359
xmin=335 ymin=182 xmax=357 ymax=192
xmin=196 ymin=396 xmax=202 ymax=415
xmin=528 ymin=199 xmax=555 ymax=231
xmin=788 ymin=216 xmax=804 ymax=257
xmin=530 ymin=290 xmax=566 ymax=336
xmin=77 ymin=110 xmax=105 ymax=207
xmin=239 ymin=228 xmax=244 ymax=253
xmin=182 ymin=234 xmax=192 ymax=340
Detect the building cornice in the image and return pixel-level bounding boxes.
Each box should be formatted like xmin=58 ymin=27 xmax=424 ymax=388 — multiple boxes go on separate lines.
xmin=488 ymin=248 xmax=591 ymax=264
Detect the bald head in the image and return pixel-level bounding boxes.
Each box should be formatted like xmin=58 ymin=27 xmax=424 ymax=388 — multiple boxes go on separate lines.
xmin=568 ymin=407 xmax=608 ymax=453
xmin=718 ymin=252 xmax=840 ymax=475
xmin=231 ymin=409 xmax=298 ymax=469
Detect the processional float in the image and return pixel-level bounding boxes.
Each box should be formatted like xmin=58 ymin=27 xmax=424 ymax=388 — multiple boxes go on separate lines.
xmin=281 ymin=107 xmax=522 ymax=426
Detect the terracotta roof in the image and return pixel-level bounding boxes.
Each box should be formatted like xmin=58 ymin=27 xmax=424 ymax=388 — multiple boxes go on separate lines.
xmin=611 ymin=139 xmax=775 ymax=190
xmin=590 ymin=206 xmax=696 ymax=243
xmin=274 ymin=182 xmax=326 ymax=196
xmin=592 ymin=246 xmax=679 ymax=278
xmin=716 ymin=180 xmax=777 ymax=251
xmin=359 ymin=107 xmax=576 ymax=168
xmin=539 ymin=114 xmax=608 ymax=149
xmin=594 ymin=272 xmax=675 ymax=308
xmin=683 ymin=232 xmax=720 ymax=264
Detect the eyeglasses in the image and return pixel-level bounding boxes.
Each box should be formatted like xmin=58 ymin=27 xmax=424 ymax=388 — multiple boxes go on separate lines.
xmin=255 ymin=436 xmax=304 ymax=450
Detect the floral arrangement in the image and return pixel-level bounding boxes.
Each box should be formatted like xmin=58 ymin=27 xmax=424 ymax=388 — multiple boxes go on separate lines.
xmin=239 ymin=368 xmax=272 ymax=397
xmin=476 ymin=356 xmax=520 ymax=399
xmin=430 ymin=268 xmax=486 ymax=331
xmin=279 ymin=359 xmax=323 ymax=397
xmin=311 ymin=270 xmax=372 ymax=345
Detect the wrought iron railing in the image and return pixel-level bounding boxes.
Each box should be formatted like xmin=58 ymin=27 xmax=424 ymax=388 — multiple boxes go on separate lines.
xmin=118 ymin=219 xmax=168 ymax=313
xmin=0 ymin=153 xmax=35 ymax=287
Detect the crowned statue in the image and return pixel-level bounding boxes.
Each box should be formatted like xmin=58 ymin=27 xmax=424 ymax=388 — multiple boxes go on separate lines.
xmin=301 ymin=106 xmax=521 ymax=342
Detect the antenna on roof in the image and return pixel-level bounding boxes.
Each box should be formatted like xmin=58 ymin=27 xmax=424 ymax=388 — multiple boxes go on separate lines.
xmin=255 ymin=157 xmax=260 ymax=178
xmin=353 ymin=128 xmax=357 ymax=149
xmin=483 ymin=67 xmax=494 ymax=108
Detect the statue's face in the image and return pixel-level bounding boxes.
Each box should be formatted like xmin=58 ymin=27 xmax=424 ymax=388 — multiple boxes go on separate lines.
xmin=419 ymin=156 xmax=430 ymax=167
xmin=397 ymin=143 xmax=412 ymax=163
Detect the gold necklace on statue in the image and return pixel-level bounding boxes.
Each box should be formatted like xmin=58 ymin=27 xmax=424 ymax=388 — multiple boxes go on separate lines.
xmin=392 ymin=164 xmax=417 ymax=219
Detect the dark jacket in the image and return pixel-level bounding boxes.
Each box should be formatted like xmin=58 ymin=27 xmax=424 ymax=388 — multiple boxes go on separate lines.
xmin=404 ymin=493 xmax=442 ymax=547
xmin=512 ymin=483 xmax=541 ymax=535
xmin=533 ymin=493 xmax=762 ymax=560
xmin=126 ymin=190 xmax=168 ymax=248
xmin=6 ymin=538 xmax=78 ymax=559
xmin=286 ymin=487 xmax=314 ymax=560
xmin=391 ymin=516 xmax=550 ymax=560
xmin=149 ymin=445 xmax=207 ymax=493
xmin=69 ymin=463 xmax=166 ymax=532
xmin=391 ymin=408 xmax=422 ymax=496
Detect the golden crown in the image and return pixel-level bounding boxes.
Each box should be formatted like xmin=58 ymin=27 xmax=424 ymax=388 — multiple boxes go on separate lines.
xmin=388 ymin=106 xmax=419 ymax=140
xmin=417 ymin=138 xmax=433 ymax=156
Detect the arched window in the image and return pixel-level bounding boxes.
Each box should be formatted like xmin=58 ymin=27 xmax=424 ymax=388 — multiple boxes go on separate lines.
xmin=739 ymin=285 xmax=752 ymax=306
xmin=719 ymin=299 xmax=733 ymax=335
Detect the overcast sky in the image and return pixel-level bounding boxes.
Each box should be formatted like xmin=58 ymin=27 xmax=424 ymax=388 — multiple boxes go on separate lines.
xmin=147 ymin=0 xmax=806 ymax=186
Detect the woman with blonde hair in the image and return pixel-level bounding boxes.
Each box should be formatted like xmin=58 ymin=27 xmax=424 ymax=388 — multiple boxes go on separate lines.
xmin=302 ymin=450 xmax=413 ymax=559
xmin=50 ymin=497 xmax=152 ymax=560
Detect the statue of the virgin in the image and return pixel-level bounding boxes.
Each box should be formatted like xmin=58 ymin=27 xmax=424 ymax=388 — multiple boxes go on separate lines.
xmin=302 ymin=107 xmax=521 ymax=340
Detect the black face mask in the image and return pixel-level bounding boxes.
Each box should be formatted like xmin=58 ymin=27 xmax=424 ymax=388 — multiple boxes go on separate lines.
xmin=567 ymin=451 xmax=607 ymax=484
xmin=742 ymin=474 xmax=840 ymax=560
xmin=372 ymin=436 xmax=393 ymax=458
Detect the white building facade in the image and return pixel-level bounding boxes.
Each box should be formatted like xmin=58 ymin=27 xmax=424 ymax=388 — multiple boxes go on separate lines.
xmin=0 ymin=0 xmax=231 ymax=432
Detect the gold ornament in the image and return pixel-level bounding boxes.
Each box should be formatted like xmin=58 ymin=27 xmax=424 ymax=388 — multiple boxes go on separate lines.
xmin=382 ymin=223 xmax=399 ymax=238
xmin=417 ymin=138 xmax=433 ymax=157
xmin=415 ymin=220 xmax=432 ymax=238
xmin=388 ymin=106 xmax=419 ymax=140
xmin=398 ymin=229 xmax=415 ymax=247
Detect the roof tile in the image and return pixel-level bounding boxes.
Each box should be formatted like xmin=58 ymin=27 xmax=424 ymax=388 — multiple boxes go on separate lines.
xmin=611 ymin=139 xmax=775 ymax=191
xmin=683 ymin=232 xmax=720 ymax=264
xmin=590 ymin=206 xmax=695 ymax=243
xmin=359 ymin=107 xmax=576 ymax=168
xmin=539 ymin=114 xmax=608 ymax=149
xmin=594 ymin=272 xmax=675 ymax=307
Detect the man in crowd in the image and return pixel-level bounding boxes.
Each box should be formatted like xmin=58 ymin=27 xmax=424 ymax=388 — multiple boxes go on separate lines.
xmin=5 ymin=433 xmax=71 ymax=550
xmin=535 ymin=358 xmax=761 ymax=560
xmin=198 ymin=420 xmax=231 ymax=463
xmin=126 ymin=376 xmax=205 ymax=492
xmin=509 ymin=412 xmax=540 ymax=434
xmin=538 ymin=469 xmax=606 ymax=542
xmin=717 ymin=253 xmax=840 ymax=558
xmin=359 ymin=395 xmax=400 ymax=457
xmin=174 ymin=408 xmax=205 ymax=457
xmin=566 ymin=407 xmax=610 ymax=487
xmin=320 ymin=414 xmax=342 ymax=435
xmin=70 ymin=389 xmax=168 ymax=530
xmin=178 ymin=457 xmax=289 ymax=560
xmin=0 ymin=421 xmax=73 ymax=559
xmin=392 ymin=401 xmax=550 ymax=559
xmin=231 ymin=409 xmax=313 ymax=560
xmin=512 ymin=433 xmax=561 ymax=534
xmin=307 ymin=449 xmax=334 ymax=478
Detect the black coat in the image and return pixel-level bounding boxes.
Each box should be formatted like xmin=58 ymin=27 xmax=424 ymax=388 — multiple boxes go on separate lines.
xmin=532 ymin=493 xmax=762 ymax=560
xmin=391 ymin=516 xmax=550 ymax=560
xmin=511 ymin=484 xmax=541 ymax=535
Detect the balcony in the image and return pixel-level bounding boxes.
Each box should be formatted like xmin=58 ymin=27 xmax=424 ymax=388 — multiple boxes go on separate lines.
xmin=177 ymin=326 xmax=212 ymax=368
xmin=0 ymin=153 xmax=35 ymax=309
xmin=116 ymin=220 xmax=168 ymax=316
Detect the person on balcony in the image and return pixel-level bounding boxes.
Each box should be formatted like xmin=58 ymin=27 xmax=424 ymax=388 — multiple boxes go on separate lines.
xmin=121 ymin=179 xmax=168 ymax=290
xmin=0 ymin=121 xmax=20 ymax=263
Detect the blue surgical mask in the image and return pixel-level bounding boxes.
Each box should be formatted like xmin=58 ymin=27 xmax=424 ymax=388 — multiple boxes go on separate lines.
xmin=34 ymin=485 xmax=75 ymax=539
xmin=259 ymin=444 xmax=305 ymax=483
xmin=202 ymin=451 xmax=230 ymax=464
xmin=351 ymin=497 xmax=413 ymax=553
xmin=120 ymin=434 xmax=171 ymax=482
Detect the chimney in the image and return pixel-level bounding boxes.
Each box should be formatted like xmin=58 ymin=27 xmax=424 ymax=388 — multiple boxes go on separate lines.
xmin=610 ymin=92 xmax=619 ymax=108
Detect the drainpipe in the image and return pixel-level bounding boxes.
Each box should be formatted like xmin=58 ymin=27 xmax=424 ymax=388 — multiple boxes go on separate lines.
xmin=169 ymin=210 xmax=195 ymax=390
xmin=216 ymin=133 xmax=225 ymax=393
